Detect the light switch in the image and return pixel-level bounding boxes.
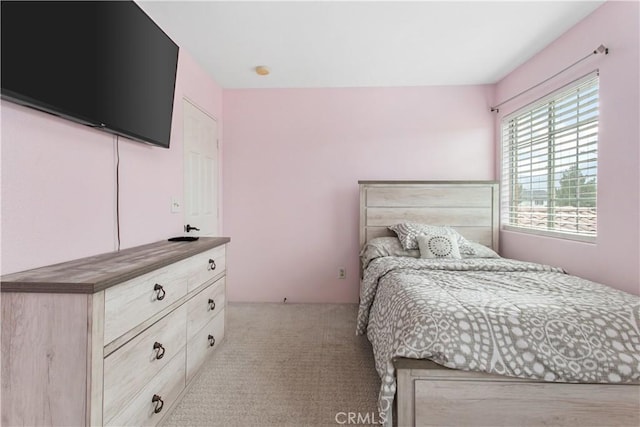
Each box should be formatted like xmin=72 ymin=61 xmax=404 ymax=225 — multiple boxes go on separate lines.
xmin=171 ymin=197 xmax=181 ymax=213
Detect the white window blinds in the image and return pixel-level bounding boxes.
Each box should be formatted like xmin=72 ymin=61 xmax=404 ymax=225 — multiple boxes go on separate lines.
xmin=501 ymin=73 xmax=599 ymax=241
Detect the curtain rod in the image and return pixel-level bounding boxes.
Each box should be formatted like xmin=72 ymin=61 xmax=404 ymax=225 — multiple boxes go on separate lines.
xmin=490 ymin=44 xmax=609 ymax=113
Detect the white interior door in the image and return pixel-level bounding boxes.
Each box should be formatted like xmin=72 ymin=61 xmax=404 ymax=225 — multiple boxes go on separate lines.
xmin=183 ymin=99 xmax=219 ymax=236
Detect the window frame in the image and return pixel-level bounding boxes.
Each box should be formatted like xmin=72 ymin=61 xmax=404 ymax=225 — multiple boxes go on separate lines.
xmin=500 ymin=72 xmax=599 ymax=243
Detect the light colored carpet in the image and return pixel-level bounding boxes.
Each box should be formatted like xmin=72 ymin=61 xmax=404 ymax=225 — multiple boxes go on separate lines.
xmin=164 ymin=303 xmax=381 ymax=426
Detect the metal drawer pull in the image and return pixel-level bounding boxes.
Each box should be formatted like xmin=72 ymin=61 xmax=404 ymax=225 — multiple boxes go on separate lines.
xmin=208 ymin=258 xmax=216 ymax=271
xmin=153 ymin=284 xmax=166 ymax=301
xmin=152 ymin=394 xmax=164 ymax=413
xmin=153 ymin=342 xmax=165 ymax=360
xmin=208 ymin=334 xmax=216 ymax=347
xmin=208 ymin=298 xmax=216 ymax=311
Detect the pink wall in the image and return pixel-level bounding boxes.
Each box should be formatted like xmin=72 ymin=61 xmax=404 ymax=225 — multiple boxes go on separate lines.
xmin=494 ymin=1 xmax=639 ymax=295
xmin=223 ymin=86 xmax=495 ymax=302
xmin=4 ymin=2 xmax=635 ymax=302
xmin=1 ymin=49 xmax=223 ymax=275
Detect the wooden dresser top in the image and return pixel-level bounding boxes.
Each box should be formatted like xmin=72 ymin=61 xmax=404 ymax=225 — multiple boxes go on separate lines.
xmin=1 ymin=237 xmax=230 ymax=294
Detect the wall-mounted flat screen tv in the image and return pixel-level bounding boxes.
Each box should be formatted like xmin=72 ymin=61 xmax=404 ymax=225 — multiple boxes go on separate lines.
xmin=1 ymin=1 xmax=179 ymax=148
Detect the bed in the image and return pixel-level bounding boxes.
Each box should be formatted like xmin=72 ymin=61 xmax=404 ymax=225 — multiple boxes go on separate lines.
xmin=357 ymin=181 xmax=640 ymax=427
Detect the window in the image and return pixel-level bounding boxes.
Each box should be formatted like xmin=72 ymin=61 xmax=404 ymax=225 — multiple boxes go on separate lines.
xmin=501 ymin=74 xmax=599 ymax=241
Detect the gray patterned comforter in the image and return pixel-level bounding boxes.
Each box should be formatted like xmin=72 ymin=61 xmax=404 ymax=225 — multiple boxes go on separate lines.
xmin=356 ymin=257 xmax=640 ymax=419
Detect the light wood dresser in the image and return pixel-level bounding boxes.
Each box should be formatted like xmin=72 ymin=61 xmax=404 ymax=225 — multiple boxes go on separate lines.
xmin=1 ymin=237 xmax=230 ymax=426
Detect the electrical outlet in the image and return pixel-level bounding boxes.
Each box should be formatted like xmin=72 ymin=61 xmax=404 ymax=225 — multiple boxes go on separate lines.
xmin=338 ymin=268 xmax=346 ymax=279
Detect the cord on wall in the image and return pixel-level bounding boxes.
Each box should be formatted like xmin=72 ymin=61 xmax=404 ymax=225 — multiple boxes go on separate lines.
xmin=115 ymin=135 xmax=121 ymax=251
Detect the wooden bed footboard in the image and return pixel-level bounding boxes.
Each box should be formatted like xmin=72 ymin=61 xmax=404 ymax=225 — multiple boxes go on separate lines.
xmin=395 ymin=358 xmax=640 ymax=427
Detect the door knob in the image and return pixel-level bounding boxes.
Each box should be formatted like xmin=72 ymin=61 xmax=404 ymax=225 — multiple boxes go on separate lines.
xmin=185 ymin=224 xmax=200 ymax=233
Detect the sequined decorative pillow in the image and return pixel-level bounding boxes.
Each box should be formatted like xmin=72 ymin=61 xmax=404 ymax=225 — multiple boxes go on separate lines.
xmin=417 ymin=232 xmax=462 ymax=259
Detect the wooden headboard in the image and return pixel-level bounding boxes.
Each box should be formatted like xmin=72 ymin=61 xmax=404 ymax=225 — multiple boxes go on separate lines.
xmin=359 ymin=181 xmax=500 ymax=251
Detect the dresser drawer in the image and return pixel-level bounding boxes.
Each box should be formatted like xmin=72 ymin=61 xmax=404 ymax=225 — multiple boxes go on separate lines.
xmin=188 ymin=246 xmax=226 ymax=292
xmin=104 ymin=258 xmax=190 ymax=344
xmin=186 ymin=277 xmax=225 ymax=341
xmin=103 ymin=305 xmax=187 ymax=422
xmin=105 ymin=348 xmax=186 ymax=427
xmin=186 ymin=310 xmax=225 ymax=382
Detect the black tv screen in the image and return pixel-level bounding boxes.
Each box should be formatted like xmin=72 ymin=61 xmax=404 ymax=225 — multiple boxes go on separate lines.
xmin=1 ymin=1 xmax=179 ymax=148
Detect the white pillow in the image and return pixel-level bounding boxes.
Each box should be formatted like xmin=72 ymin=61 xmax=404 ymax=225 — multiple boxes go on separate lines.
xmin=417 ymin=233 xmax=462 ymax=259
xmin=462 ymin=241 xmax=500 ymax=259
xmin=360 ymin=237 xmax=420 ymax=268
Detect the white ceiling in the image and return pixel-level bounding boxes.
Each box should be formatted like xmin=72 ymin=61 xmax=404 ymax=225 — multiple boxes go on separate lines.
xmin=138 ymin=0 xmax=605 ymax=89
